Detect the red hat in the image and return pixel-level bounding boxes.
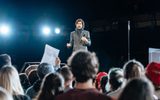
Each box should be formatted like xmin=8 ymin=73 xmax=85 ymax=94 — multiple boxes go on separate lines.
xmin=146 ymin=62 xmax=160 ymax=86
xmin=95 ymin=72 xmax=108 ymax=90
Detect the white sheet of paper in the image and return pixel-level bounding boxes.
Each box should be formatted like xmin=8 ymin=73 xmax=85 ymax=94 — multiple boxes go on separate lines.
xmin=149 ymin=48 xmax=160 ymax=63
xmin=41 ymin=44 xmax=60 ymax=66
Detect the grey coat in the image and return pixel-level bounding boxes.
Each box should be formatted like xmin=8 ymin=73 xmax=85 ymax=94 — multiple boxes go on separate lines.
xmin=69 ymin=29 xmax=91 ymax=52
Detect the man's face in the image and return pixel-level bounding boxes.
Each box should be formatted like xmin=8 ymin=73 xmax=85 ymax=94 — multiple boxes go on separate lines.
xmin=76 ymin=22 xmax=83 ymax=29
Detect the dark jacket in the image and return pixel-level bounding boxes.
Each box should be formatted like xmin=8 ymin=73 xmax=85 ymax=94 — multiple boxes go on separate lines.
xmin=13 ymin=94 xmax=31 ymax=100
xmin=25 ymin=80 xmax=42 ymax=99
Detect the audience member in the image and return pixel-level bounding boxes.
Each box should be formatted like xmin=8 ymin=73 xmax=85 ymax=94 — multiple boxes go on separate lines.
xmin=28 ymin=69 xmax=39 ymax=85
xmin=0 ymin=65 xmax=30 ymax=100
xmin=0 ymin=54 xmax=12 ymax=69
xmin=56 ymin=50 xmax=112 ymax=100
xmin=0 ymin=87 xmax=13 ymax=100
xmin=108 ymin=59 xmax=145 ymax=99
xmin=19 ymin=73 xmax=30 ymax=92
xmin=59 ymin=66 xmax=74 ymax=92
xmin=26 ymin=63 xmax=55 ymax=99
xmin=118 ymin=77 xmax=155 ymax=100
xmin=107 ymin=68 xmax=124 ymax=94
xmin=36 ymin=73 xmax=64 ymax=100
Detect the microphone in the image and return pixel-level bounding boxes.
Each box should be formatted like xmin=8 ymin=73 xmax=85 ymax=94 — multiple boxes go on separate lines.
xmin=80 ymin=33 xmax=86 ymax=44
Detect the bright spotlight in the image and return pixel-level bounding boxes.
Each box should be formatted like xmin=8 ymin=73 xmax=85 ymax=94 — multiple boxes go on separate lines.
xmin=42 ymin=26 xmax=51 ymax=36
xmin=0 ymin=24 xmax=11 ymax=36
xmin=55 ymin=28 xmax=60 ymax=34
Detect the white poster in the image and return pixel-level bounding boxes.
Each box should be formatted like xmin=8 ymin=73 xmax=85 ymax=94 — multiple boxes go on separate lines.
xmin=41 ymin=44 xmax=60 ymax=66
xmin=149 ymin=48 xmax=160 ymax=63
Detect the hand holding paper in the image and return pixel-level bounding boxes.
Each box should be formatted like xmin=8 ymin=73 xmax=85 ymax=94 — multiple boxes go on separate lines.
xmin=55 ymin=57 xmax=61 ymax=66
xmin=41 ymin=44 xmax=60 ymax=66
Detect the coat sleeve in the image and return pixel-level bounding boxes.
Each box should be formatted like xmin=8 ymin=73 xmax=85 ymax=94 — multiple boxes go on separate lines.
xmin=84 ymin=31 xmax=91 ymax=46
xmin=69 ymin=32 xmax=74 ymax=47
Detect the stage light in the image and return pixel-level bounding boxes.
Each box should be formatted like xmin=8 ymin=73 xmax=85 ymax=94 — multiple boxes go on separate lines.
xmin=42 ymin=26 xmax=51 ymax=36
xmin=0 ymin=24 xmax=11 ymax=36
xmin=55 ymin=27 xmax=60 ymax=34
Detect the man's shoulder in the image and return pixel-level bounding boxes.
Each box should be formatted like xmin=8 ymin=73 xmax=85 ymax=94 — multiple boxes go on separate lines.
xmin=107 ymin=88 xmax=123 ymax=99
xmin=55 ymin=89 xmax=74 ymax=100
xmin=56 ymin=89 xmax=112 ymax=100
xmin=71 ymin=30 xmax=89 ymax=33
xmin=86 ymin=89 xmax=112 ymax=100
xmin=83 ymin=30 xmax=89 ymax=33
xmin=71 ymin=31 xmax=76 ymax=34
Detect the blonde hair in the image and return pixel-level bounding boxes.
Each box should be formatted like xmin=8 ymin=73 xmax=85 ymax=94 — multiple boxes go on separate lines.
xmin=0 ymin=66 xmax=24 ymax=95
xmin=0 ymin=87 xmax=13 ymax=100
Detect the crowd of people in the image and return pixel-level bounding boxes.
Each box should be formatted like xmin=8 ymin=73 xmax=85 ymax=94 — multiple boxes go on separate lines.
xmin=0 ymin=50 xmax=159 ymax=100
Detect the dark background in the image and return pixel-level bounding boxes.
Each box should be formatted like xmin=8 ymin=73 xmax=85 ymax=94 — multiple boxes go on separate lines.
xmin=0 ymin=0 xmax=160 ymax=72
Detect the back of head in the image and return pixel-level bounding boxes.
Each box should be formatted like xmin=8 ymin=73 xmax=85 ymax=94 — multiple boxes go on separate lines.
xmin=123 ymin=59 xmax=144 ymax=80
xmin=108 ymin=68 xmax=124 ymax=91
xmin=0 ymin=87 xmax=13 ymax=100
xmin=25 ymin=65 xmax=38 ymax=76
xmin=59 ymin=66 xmax=73 ymax=83
xmin=100 ymin=76 xmax=108 ymax=93
xmin=67 ymin=50 xmax=99 ymax=83
xmin=28 ymin=69 xmax=39 ymax=85
xmin=0 ymin=65 xmax=24 ymax=95
xmin=146 ymin=62 xmax=160 ymax=87
xmin=37 ymin=63 xmax=56 ymax=80
xmin=118 ymin=77 xmax=154 ymax=100
xmin=59 ymin=66 xmax=73 ymax=91
xmin=37 ymin=73 xmax=64 ymax=100
xmin=0 ymin=54 xmax=12 ymax=69
xmin=19 ymin=73 xmax=30 ymax=90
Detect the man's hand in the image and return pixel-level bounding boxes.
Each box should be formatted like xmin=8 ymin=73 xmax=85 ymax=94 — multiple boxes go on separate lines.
xmin=81 ymin=36 xmax=88 ymax=43
xmin=67 ymin=43 xmax=72 ymax=48
xmin=55 ymin=57 xmax=61 ymax=66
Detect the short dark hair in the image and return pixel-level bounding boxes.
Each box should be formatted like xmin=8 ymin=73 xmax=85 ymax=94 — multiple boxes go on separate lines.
xmin=37 ymin=63 xmax=55 ymax=80
xmin=19 ymin=73 xmax=30 ymax=90
xmin=75 ymin=18 xmax=85 ymax=28
xmin=25 ymin=65 xmax=38 ymax=76
xmin=108 ymin=68 xmax=124 ymax=91
xmin=0 ymin=54 xmax=11 ymax=69
xmin=123 ymin=59 xmax=144 ymax=80
xmin=59 ymin=66 xmax=72 ymax=82
xmin=28 ymin=69 xmax=39 ymax=85
xmin=100 ymin=76 xmax=108 ymax=93
xmin=67 ymin=50 xmax=99 ymax=83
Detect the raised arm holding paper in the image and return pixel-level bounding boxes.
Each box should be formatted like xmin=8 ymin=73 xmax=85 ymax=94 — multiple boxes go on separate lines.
xmin=41 ymin=44 xmax=61 ymax=70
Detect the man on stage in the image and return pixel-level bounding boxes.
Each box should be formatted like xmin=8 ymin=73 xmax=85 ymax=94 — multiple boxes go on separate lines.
xmin=67 ymin=18 xmax=91 ymax=52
